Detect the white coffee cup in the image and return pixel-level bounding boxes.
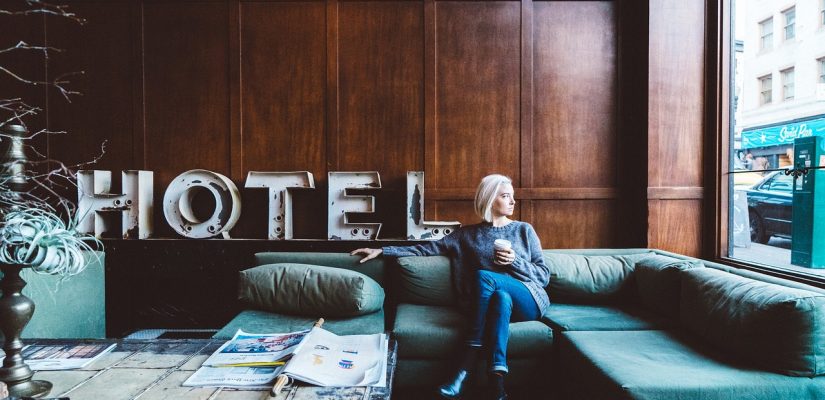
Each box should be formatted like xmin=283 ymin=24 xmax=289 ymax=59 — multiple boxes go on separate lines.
xmin=493 ymin=239 xmax=511 ymax=265
xmin=494 ymin=239 xmax=512 ymax=251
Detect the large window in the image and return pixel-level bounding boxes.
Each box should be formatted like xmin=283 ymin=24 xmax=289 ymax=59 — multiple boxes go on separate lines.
xmin=783 ymin=7 xmax=795 ymax=41
xmin=781 ymin=67 xmax=794 ymax=101
xmin=728 ymin=0 xmax=825 ymax=279
xmin=759 ymin=17 xmax=773 ymax=51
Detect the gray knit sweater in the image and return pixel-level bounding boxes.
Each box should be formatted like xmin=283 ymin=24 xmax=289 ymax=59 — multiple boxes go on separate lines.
xmin=382 ymin=221 xmax=550 ymax=313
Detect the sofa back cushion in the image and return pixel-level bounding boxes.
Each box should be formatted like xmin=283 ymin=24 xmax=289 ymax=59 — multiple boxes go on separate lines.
xmin=239 ymin=263 xmax=385 ymax=317
xmin=395 ymin=256 xmax=455 ymax=306
xmin=634 ymin=254 xmax=704 ymax=317
xmin=254 ymin=252 xmax=385 ymax=286
xmin=543 ymin=252 xmax=653 ymax=304
xmin=681 ymin=268 xmax=825 ymax=377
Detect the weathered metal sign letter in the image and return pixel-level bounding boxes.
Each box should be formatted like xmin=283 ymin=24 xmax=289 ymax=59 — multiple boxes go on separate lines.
xmin=163 ymin=169 xmax=241 ymax=239
xmin=328 ymin=172 xmax=382 ymax=240
xmin=406 ymin=171 xmax=460 ymax=240
xmin=77 ymin=170 xmax=154 ymax=239
xmin=245 ymin=171 xmax=315 ymax=239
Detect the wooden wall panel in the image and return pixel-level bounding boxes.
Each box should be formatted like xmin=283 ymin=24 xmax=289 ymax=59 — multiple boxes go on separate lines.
xmin=648 ymin=0 xmax=705 ymax=188
xmin=532 ymin=200 xmax=617 ymax=249
xmin=648 ymin=200 xmax=702 ymax=256
xmin=533 ymin=1 xmax=616 ymax=189
xmin=47 ymin=2 xmax=134 ymax=173
xmin=434 ymin=200 xmax=527 ymax=228
xmin=142 ymin=3 xmax=231 ymax=189
xmin=433 ymin=1 xmax=521 ymax=189
xmin=337 ymin=2 xmax=424 ymax=187
xmin=239 ymin=2 xmax=326 ymax=177
xmin=647 ymin=0 xmax=706 ymax=253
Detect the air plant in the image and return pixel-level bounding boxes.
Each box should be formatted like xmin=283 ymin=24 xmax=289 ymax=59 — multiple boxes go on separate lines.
xmin=0 ymin=207 xmax=101 ymax=276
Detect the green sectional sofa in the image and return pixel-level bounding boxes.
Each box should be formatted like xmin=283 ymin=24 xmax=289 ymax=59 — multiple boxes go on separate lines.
xmin=217 ymin=249 xmax=825 ymax=399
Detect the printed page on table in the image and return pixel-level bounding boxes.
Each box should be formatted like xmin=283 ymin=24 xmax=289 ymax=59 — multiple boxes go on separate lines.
xmin=282 ymin=327 xmax=388 ymax=387
xmin=202 ymin=329 xmax=310 ymax=367
xmin=17 ymin=342 xmax=117 ymax=370
xmin=183 ymin=364 xmax=285 ymax=388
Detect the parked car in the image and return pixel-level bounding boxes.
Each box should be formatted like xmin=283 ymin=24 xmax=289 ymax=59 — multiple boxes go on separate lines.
xmin=745 ymin=170 xmax=793 ymax=244
xmin=731 ymin=167 xmax=765 ymax=189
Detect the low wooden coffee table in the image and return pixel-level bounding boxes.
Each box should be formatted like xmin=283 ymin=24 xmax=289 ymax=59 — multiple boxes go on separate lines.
xmin=29 ymin=338 xmax=396 ymax=399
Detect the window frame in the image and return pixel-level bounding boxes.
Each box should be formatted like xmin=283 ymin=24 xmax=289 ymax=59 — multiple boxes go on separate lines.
xmin=782 ymin=6 xmax=795 ymax=41
xmin=758 ymin=73 xmax=773 ymax=105
xmin=822 ymin=0 xmax=825 ymax=28
xmin=819 ymin=57 xmax=825 ymax=84
xmin=759 ymin=16 xmax=773 ymax=51
xmin=780 ymin=67 xmax=794 ymax=101
xmin=709 ymin=0 xmax=825 ymax=289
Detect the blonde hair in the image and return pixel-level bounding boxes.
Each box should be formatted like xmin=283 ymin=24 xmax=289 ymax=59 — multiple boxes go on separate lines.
xmin=474 ymin=174 xmax=512 ymax=223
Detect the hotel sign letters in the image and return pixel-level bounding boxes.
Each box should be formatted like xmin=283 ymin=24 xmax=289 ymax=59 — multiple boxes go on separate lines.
xmin=77 ymin=170 xmax=459 ymax=240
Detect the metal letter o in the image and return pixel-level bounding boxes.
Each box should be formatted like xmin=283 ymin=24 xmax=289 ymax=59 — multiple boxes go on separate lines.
xmin=163 ymin=169 xmax=241 ymax=238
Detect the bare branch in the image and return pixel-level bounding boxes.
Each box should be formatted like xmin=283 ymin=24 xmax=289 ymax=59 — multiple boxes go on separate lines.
xmin=0 ymin=0 xmax=86 ymax=25
xmin=0 ymin=41 xmax=63 ymax=56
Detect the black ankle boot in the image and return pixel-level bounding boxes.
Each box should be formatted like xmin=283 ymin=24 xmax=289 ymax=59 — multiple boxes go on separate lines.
xmin=438 ymin=369 xmax=469 ymax=398
xmin=490 ymin=372 xmax=507 ymax=400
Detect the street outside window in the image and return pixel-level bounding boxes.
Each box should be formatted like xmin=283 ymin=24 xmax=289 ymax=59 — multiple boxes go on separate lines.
xmin=728 ymin=0 xmax=825 ymax=279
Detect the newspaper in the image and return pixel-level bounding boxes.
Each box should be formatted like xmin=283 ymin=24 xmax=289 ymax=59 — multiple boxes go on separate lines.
xmin=183 ymin=327 xmax=387 ymax=388
xmin=283 ymin=327 xmax=388 ymax=387
xmin=202 ymin=329 xmax=309 ymax=367
xmin=17 ymin=342 xmax=116 ymax=370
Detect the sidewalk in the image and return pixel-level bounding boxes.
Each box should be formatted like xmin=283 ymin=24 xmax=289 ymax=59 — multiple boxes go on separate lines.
xmin=731 ymin=237 xmax=825 ymax=278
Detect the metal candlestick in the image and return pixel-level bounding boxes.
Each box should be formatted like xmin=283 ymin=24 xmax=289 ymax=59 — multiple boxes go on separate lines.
xmin=0 ymin=264 xmax=52 ymax=397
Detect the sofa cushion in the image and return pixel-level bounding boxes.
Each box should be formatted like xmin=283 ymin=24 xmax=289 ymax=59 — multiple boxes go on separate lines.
xmin=239 ymin=263 xmax=385 ymax=317
xmin=681 ymin=268 xmax=825 ymax=377
xmin=635 ymin=254 xmax=704 ymax=317
xmin=542 ymin=303 xmax=675 ymax=332
xmin=543 ymin=252 xmax=653 ymax=303
xmin=213 ymin=309 xmax=385 ymax=339
xmin=559 ymin=330 xmax=825 ymax=400
xmin=392 ymin=304 xmax=552 ymax=359
xmin=254 ymin=252 xmax=385 ymax=286
xmin=395 ymin=256 xmax=454 ymax=305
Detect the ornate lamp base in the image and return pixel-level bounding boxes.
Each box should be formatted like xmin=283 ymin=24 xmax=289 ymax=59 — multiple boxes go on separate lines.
xmin=0 ymin=264 xmax=52 ymax=398
xmin=5 ymin=378 xmax=51 ymax=398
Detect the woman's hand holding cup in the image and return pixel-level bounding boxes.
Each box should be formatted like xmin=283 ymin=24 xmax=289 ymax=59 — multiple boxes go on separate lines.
xmin=493 ymin=239 xmax=514 ymax=266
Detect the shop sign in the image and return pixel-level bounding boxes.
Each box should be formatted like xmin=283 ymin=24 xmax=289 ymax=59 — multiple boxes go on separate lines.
xmin=742 ymin=115 xmax=825 ymax=149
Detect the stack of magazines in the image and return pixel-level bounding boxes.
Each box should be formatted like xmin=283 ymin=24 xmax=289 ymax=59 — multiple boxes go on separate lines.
xmin=183 ymin=326 xmax=388 ymax=389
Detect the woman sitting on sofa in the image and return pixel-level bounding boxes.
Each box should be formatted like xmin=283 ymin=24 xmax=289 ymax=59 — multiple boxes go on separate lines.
xmin=352 ymin=173 xmax=550 ymax=400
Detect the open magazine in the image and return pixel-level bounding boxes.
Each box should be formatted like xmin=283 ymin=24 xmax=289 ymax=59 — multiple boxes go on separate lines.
xmin=183 ymin=325 xmax=388 ymax=389
xmin=13 ymin=342 xmax=117 ymax=370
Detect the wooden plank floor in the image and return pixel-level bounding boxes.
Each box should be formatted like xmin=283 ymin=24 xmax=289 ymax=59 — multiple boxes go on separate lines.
xmin=29 ymin=339 xmax=396 ymax=400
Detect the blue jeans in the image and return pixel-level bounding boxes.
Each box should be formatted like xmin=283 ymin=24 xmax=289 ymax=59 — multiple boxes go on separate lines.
xmin=467 ymin=269 xmax=541 ymax=374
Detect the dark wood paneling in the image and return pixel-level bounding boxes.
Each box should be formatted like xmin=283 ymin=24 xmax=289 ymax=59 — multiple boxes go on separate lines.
xmin=532 ymin=200 xmax=617 ymax=248
xmin=1 ymin=10 xmax=48 ymax=177
xmin=337 ymin=2 xmax=424 ymax=187
xmin=615 ymin=0 xmax=649 ymax=248
xmin=647 ymin=0 xmax=706 ymax=253
xmin=434 ymin=200 xmax=495 ymax=228
xmin=433 ymin=1 xmax=521 ymax=189
xmin=47 ymin=3 xmax=134 ymax=173
xmin=239 ymin=2 xmax=326 ymax=176
xmin=142 ymin=3 xmax=231 ymax=236
xmin=648 ymin=0 xmax=705 ymax=188
xmin=533 ymin=1 xmax=616 ymax=188
xmin=648 ymin=200 xmax=702 ymax=256
xmin=143 ymin=3 xmax=231 ymax=175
